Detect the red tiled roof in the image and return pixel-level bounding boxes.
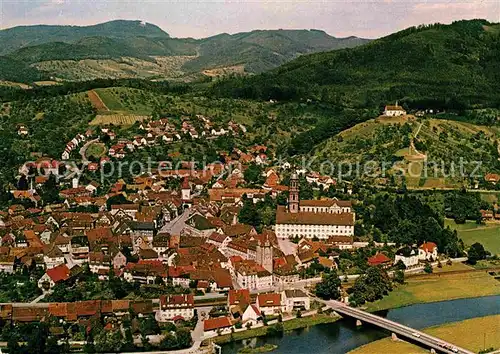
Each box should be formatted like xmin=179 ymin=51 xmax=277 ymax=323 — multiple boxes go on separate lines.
xmin=257 ymin=293 xmax=281 ymax=307
xmin=159 ymin=294 xmax=194 ymax=308
xmin=228 ymin=289 xmax=250 ymax=306
xmin=485 ymin=173 xmax=500 ymax=182
xmin=419 ymin=242 xmax=437 ymax=253
xmin=367 ymin=253 xmax=391 ymax=266
xmin=46 ymin=264 xmax=71 ymax=283
xmin=250 ymin=304 xmax=261 ymax=316
xmin=204 ymin=316 xmax=232 ymax=331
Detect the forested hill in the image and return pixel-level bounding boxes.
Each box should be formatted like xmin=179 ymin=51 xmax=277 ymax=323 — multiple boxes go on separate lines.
xmin=0 ymin=20 xmax=170 ymax=55
xmin=210 ymin=20 xmax=500 ymax=110
xmin=7 ymin=37 xmax=198 ymax=64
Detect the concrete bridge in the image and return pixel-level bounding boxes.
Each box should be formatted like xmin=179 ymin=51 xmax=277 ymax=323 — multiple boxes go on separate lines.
xmin=321 ymin=299 xmax=474 ymax=354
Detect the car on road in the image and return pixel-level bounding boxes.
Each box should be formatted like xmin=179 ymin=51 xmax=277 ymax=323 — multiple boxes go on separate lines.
xmin=411 ymin=332 xmax=421 ymax=338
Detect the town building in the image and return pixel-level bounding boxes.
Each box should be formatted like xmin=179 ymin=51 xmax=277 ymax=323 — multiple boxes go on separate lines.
xmin=418 ymin=242 xmax=438 ymax=261
xmin=275 ymin=173 xmax=355 ymax=240
xmin=156 ymin=294 xmax=195 ymax=322
xmin=383 ymin=104 xmax=407 ymax=116
xmin=256 ymin=293 xmax=284 ymax=315
xmin=234 ymin=260 xmax=273 ymax=291
xmin=281 ymin=289 xmax=310 ymax=313
xmin=394 ymin=247 xmax=419 ymax=268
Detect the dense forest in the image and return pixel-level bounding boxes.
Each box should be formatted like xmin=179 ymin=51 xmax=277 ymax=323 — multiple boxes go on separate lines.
xmin=210 ymin=20 xmax=500 ymax=110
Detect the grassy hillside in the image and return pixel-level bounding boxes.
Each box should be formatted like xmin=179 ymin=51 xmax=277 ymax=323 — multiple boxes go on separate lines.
xmin=0 ymin=20 xmax=170 ymax=55
xmin=310 ymin=114 xmax=500 ymax=187
xmin=32 ymin=56 xmax=196 ymax=81
xmin=211 ymin=20 xmax=500 ymax=109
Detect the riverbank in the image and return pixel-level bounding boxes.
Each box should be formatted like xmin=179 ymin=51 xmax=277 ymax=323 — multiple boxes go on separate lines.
xmin=209 ymin=313 xmax=340 ymax=345
xmin=366 ymin=269 xmax=500 ymax=311
xmin=350 ymin=315 xmax=500 ymax=354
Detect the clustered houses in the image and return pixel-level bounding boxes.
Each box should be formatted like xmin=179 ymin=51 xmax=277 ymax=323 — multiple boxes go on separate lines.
xmin=203 ymin=288 xmax=311 ymax=336
xmin=0 ymin=299 xmax=155 ymax=324
xmin=62 ymin=133 xmax=87 ymax=160
xmin=2 ymin=165 xmax=355 ymax=296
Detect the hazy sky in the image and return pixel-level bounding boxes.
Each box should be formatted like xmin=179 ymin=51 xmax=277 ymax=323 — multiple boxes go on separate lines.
xmin=1 ymin=0 xmax=499 ymax=38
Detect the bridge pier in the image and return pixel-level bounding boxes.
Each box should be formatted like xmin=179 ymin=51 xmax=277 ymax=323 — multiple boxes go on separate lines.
xmin=356 ymin=319 xmax=362 ymax=327
xmin=430 ymin=349 xmax=436 ymax=354
xmin=391 ymin=333 xmax=398 ymax=341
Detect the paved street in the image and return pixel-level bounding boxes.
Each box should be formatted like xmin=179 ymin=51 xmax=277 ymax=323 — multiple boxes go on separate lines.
xmin=79 ymin=138 xmax=100 ymax=163
xmin=160 ymin=209 xmax=191 ymax=235
xmin=277 ymin=237 xmax=297 ymax=255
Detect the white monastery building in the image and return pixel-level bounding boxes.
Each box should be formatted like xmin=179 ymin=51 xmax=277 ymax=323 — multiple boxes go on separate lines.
xmin=275 ymin=172 xmax=355 ymax=240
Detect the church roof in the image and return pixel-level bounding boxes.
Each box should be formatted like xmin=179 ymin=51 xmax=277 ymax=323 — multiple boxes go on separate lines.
xmin=276 ymin=206 xmax=354 ymax=226
xmin=299 ymin=199 xmax=352 ymax=208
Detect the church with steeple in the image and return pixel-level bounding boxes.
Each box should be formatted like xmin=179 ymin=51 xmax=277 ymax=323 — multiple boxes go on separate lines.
xmin=275 ymin=172 xmax=355 ymax=240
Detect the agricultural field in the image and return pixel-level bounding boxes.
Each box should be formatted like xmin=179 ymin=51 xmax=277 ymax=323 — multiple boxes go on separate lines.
xmin=0 ymin=80 xmax=32 ymax=89
xmin=366 ymin=270 xmax=500 ymax=312
xmin=445 ymin=219 xmax=500 ymax=256
xmin=33 ymin=80 xmax=60 ymax=86
xmin=350 ymin=315 xmax=500 ymax=354
xmin=89 ymin=114 xmax=150 ymax=126
xmin=87 ymin=90 xmax=109 ymax=111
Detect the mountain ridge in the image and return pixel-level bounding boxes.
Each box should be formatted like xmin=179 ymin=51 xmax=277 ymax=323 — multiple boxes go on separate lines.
xmin=0 ymin=20 xmax=170 ymax=55
xmin=0 ymin=21 xmax=370 ymax=82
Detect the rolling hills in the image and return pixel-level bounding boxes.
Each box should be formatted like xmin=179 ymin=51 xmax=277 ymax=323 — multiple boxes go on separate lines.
xmin=182 ymin=29 xmax=368 ymax=74
xmin=0 ymin=20 xmax=369 ymax=83
xmin=211 ymin=20 xmax=500 ymax=109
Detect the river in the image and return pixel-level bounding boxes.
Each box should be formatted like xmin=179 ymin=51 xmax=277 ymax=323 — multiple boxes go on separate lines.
xmin=221 ymin=295 xmax=500 ymax=353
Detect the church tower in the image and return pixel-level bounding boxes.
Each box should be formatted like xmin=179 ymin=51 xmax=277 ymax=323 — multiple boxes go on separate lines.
xmin=181 ymin=177 xmax=191 ymax=205
xmin=256 ymin=234 xmax=273 ymax=273
xmin=288 ymin=172 xmax=299 ymax=213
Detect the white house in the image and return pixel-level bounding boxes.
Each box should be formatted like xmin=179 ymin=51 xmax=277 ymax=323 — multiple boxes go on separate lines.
xmin=43 ymin=246 xmax=65 ymax=269
xmin=38 ymin=264 xmax=71 ymax=291
xmin=155 ymin=294 xmax=194 ymax=322
xmin=394 ymin=247 xmax=419 ymax=268
xmin=281 ymin=289 xmax=310 ymax=313
xmin=0 ymin=256 xmax=15 ymax=273
xmin=234 ymin=261 xmax=273 ymax=291
xmin=418 ymin=242 xmax=438 ymax=261
xmin=241 ymin=304 xmax=261 ymax=325
xmin=384 ymin=104 xmax=407 ymax=117
xmin=204 ymin=317 xmax=233 ymax=336
xmin=256 ymin=293 xmax=284 ymax=315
